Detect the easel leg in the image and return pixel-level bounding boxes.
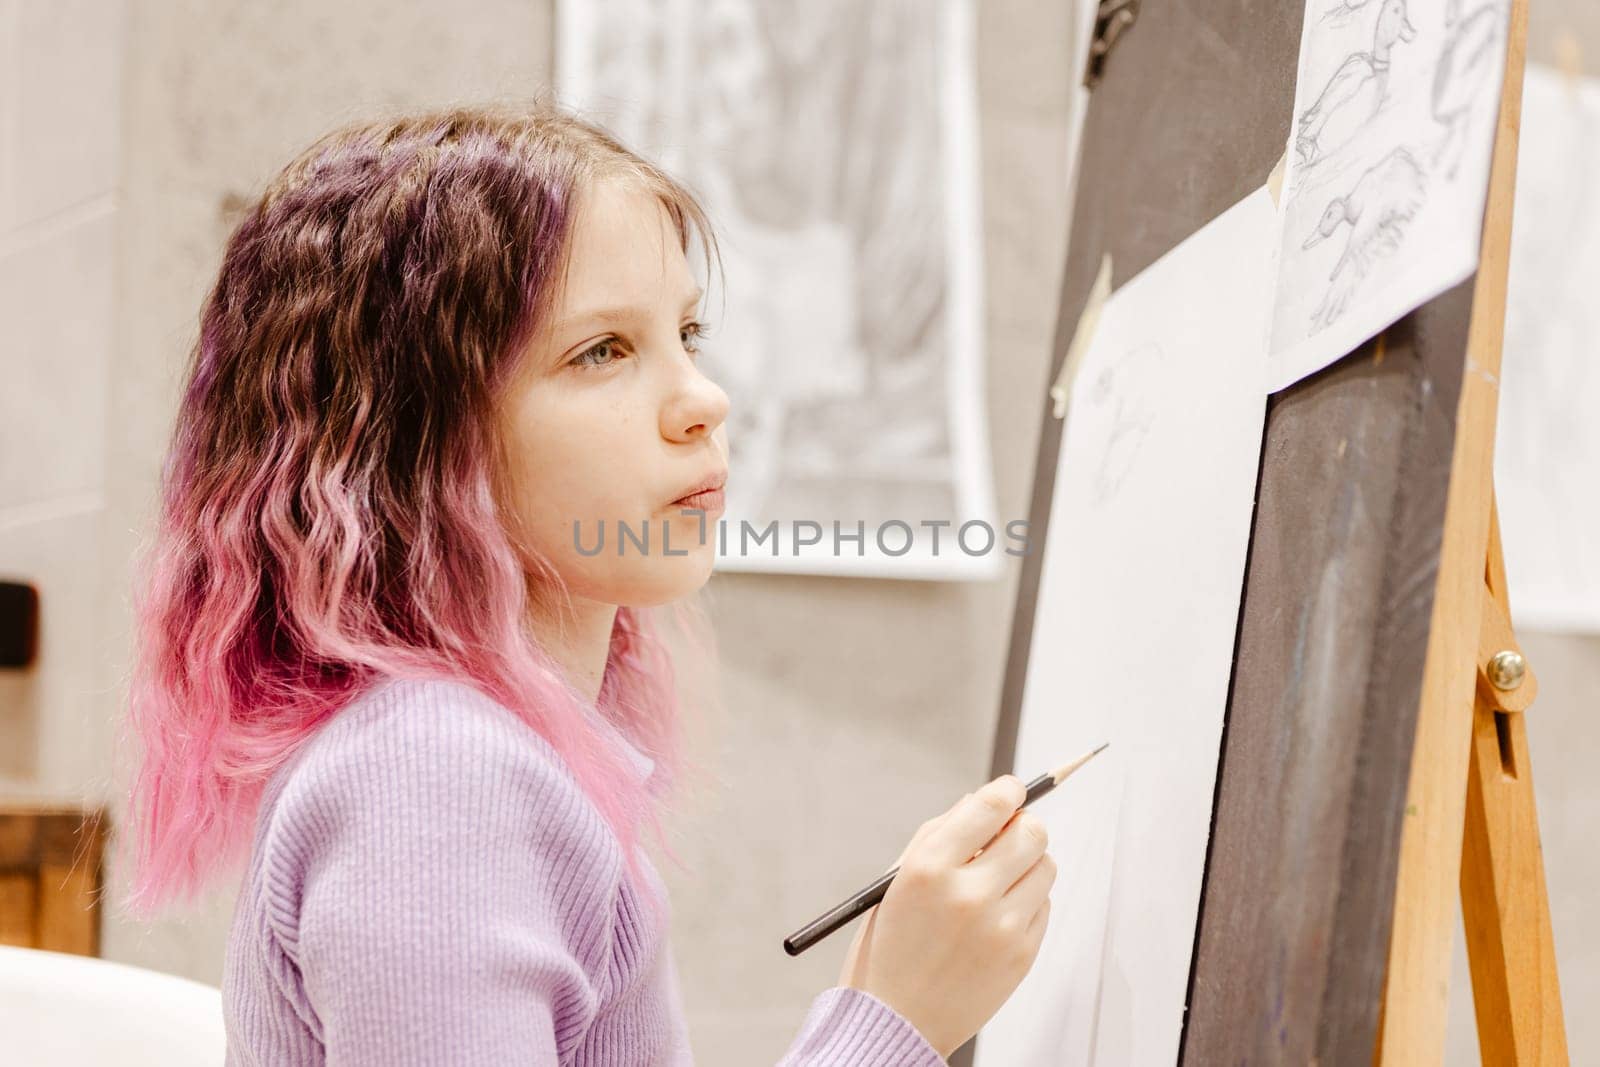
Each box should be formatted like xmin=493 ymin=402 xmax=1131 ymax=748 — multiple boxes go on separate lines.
xmin=1459 ymin=497 xmax=1569 ymax=1064
xmin=1373 ymin=0 xmax=1531 ymax=1058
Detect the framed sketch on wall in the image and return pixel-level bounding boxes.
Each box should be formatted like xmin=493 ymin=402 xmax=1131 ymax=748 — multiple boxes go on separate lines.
xmin=555 ymin=0 xmax=1000 ymax=580
xmin=1495 ymin=64 xmax=1600 ymax=634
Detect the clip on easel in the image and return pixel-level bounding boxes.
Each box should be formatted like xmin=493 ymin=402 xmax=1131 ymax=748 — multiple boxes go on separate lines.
xmin=1373 ymin=0 xmax=1569 ymax=1061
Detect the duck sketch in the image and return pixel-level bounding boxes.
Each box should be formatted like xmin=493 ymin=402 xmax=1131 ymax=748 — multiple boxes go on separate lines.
xmin=1295 ymin=0 xmax=1418 ymax=167
xmin=1320 ymin=0 xmax=1377 ymax=27
xmin=1431 ymin=0 xmax=1505 ymax=177
xmin=1302 ymin=147 xmax=1428 ymax=329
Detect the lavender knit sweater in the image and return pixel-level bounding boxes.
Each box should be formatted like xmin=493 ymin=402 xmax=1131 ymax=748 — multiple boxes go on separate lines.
xmin=221 ymin=677 xmax=946 ymax=1065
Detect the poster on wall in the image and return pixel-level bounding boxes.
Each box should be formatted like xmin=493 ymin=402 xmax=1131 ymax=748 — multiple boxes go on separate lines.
xmin=556 ymin=0 xmax=999 ymax=579
xmin=1495 ymin=64 xmax=1600 ymax=634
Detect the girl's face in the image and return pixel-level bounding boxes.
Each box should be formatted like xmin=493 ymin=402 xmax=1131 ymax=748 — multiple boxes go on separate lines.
xmin=498 ymin=178 xmax=731 ymax=608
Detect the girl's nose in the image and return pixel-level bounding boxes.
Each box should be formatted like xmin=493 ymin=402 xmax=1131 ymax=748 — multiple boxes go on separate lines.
xmin=661 ymin=354 xmax=731 ymax=443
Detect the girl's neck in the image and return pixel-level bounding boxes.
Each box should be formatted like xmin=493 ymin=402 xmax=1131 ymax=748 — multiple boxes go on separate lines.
xmin=527 ymin=596 xmax=619 ymax=708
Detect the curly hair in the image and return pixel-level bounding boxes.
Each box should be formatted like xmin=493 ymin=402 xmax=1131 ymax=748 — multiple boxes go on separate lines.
xmin=116 ymin=97 xmax=724 ymax=923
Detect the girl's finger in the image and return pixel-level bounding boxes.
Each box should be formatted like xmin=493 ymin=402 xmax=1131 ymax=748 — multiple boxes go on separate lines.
xmin=967 ymin=810 xmax=1048 ymax=888
xmin=1024 ymin=894 xmax=1052 ymax=945
xmin=885 ymin=799 xmax=961 ymax=873
xmin=922 ymin=776 xmax=1028 ymax=868
xmin=1002 ymin=851 xmax=1057 ymax=915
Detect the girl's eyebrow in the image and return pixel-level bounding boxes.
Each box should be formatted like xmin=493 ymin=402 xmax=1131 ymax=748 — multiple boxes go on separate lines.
xmin=555 ymin=285 xmax=705 ymax=333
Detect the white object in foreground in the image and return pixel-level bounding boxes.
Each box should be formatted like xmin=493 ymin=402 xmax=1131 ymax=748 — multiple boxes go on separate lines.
xmin=0 ymin=944 xmax=225 ymax=1066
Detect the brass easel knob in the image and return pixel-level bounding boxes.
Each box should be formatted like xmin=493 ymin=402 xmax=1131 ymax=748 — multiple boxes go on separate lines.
xmin=1487 ymin=650 xmax=1526 ymax=691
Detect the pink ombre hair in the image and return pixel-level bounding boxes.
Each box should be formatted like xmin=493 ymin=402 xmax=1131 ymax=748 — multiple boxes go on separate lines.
xmin=116 ymin=99 xmax=724 ymax=923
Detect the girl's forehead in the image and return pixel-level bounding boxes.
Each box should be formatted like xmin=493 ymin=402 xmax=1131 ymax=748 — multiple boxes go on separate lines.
xmin=556 ymin=183 xmax=695 ymax=312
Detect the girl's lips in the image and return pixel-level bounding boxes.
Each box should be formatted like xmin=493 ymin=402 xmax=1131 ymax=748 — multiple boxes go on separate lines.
xmin=670 ymin=488 xmax=725 ymax=513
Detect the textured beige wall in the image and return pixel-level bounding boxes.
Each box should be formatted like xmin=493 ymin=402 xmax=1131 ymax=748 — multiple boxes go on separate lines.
xmin=0 ymin=1 xmax=1590 ymax=1064
xmin=0 ymin=0 xmax=124 ymax=793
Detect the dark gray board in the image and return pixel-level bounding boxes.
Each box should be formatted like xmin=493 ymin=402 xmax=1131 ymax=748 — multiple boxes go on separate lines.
xmin=961 ymin=2 xmax=1476 ymax=1064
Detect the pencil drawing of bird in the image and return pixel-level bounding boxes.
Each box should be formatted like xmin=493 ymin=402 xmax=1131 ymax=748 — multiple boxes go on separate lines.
xmin=1431 ymin=0 xmax=1504 ymax=177
xmin=1296 ymin=0 xmax=1418 ymax=166
xmin=1302 ymin=147 xmax=1428 ymax=329
xmin=1320 ymin=0 xmax=1377 ymax=26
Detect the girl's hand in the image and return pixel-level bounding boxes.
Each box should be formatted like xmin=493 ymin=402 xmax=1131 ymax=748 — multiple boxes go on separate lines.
xmin=837 ymin=774 xmax=1056 ymax=1058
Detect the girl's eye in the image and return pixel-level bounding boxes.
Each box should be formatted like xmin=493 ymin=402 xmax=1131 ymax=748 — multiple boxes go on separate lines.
xmin=572 ymin=339 xmax=623 ymax=370
xmin=682 ymin=320 xmax=711 ymax=354
xmin=571 ymin=322 xmax=712 ymax=371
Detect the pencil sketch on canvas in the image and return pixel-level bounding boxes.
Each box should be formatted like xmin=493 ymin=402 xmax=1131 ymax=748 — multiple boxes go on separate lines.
xmin=1082 ymin=341 xmax=1168 ymax=506
xmin=555 ymin=0 xmax=996 ymax=578
xmin=1494 ymin=64 xmax=1600 ymax=633
xmin=1267 ymin=0 xmax=1512 ymax=393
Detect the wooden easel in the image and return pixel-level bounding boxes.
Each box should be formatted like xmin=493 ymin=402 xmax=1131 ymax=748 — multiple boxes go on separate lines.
xmin=1374 ymin=0 xmax=1569 ymax=1060
xmin=969 ymin=1 xmax=1574 ymax=1063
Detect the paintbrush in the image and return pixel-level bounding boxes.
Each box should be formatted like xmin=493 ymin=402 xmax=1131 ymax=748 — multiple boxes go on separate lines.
xmin=782 ymin=743 xmax=1110 ymax=956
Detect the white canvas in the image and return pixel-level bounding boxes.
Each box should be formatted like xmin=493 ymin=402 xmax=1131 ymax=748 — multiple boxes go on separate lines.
xmin=1268 ymin=0 xmax=1512 ymax=393
xmin=973 ymin=185 xmax=1278 ymax=1065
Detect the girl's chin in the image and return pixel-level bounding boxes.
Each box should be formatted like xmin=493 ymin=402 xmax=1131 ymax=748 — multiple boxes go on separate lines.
xmin=614 ymin=552 xmax=718 ymax=607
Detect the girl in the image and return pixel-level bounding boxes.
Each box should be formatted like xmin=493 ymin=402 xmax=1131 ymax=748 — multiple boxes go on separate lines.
xmin=119 ymin=100 xmax=1056 ymax=1065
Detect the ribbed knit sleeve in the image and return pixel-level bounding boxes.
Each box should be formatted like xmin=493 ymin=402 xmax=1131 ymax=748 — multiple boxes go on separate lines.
xmin=257 ymin=683 xmax=620 ymax=1065
xmin=780 ymin=986 xmax=949 ymax=1066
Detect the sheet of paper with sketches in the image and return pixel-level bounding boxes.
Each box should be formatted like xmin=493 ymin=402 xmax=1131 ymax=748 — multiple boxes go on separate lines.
xmin=973 ymin=186 xmax=1277 ymax=1066
xmin=555 ymin=0 xmax=998 ymax=579
xmin=1494 ymin=64 xmax=1600 ymax=633
xmin=1267 ymin=0 xmax=1512 ymax=393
